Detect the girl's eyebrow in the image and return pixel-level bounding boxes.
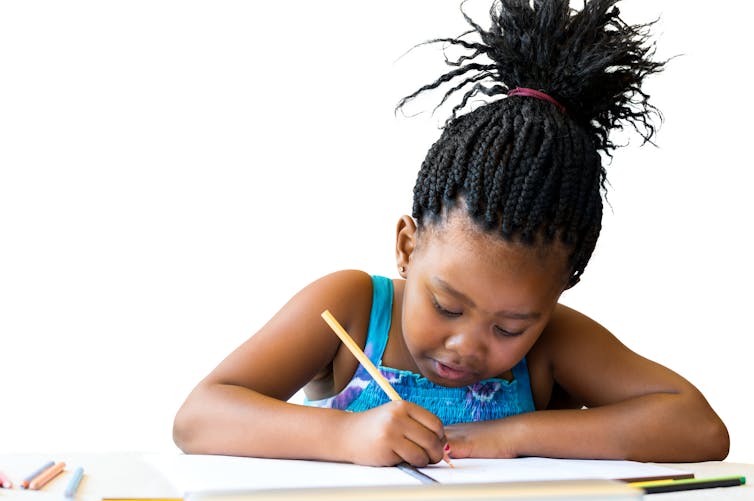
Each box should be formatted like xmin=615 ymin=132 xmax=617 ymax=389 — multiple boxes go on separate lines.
xmin=431 ymin=277 xmax=542 ymax=320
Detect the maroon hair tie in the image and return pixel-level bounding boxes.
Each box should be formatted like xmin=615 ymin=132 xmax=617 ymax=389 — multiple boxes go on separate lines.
xmin=507 ymin=87 xmax=566 ymax=114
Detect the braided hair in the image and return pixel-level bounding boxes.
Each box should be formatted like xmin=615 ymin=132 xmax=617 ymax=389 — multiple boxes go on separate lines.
xmin=398 ymin=0 xmax=665 ymax=287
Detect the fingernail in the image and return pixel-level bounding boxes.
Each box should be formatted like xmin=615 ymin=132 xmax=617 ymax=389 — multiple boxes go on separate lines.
xmin=444 ymin=443 xmax=450 ymax=452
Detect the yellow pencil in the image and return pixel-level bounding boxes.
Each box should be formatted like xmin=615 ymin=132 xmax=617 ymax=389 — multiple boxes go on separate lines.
xmin=321 ymin=309 xmax=454 ymax=467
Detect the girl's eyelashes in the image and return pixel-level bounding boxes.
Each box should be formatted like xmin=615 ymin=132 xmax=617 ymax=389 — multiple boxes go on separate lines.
xmin=431 ymin=296 xmax=461 ymax=317
xmin=431 ymin=294 xmax=525 ymax=336
xmin=493 ymin=325 xmax=524 ymax=337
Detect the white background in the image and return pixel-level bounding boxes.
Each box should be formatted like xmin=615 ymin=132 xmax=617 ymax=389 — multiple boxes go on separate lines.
xmin=1 ymin=1 xmax=752 ymax=462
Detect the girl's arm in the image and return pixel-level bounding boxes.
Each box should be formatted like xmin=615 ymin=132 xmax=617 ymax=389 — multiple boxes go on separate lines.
xmin=172 ymin=270 xmax=447 ymax=466
xmin=445 ymin=304 xmax=730 ymax=462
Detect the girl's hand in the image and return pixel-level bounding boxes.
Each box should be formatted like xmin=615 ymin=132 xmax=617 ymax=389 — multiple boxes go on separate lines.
xmin=341 ymin=401 xmax=447 ymax=467
xmin=445 ymin=419 xmax=518 ymax=459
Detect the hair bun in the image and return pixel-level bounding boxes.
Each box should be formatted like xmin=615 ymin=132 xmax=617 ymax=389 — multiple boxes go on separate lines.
xmin=398 ymin=0 xmax=666 ymax=152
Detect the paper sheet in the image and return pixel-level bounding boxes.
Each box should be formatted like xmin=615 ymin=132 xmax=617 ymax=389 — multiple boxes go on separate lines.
xmin=142 ymin=454 xmax=420 ymax=493
xmin=418 ymin=457 xmax=691 ymax=484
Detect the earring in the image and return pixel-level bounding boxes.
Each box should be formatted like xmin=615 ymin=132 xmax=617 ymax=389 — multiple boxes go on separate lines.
xmin=399 ymin=266 xmax=406 ymax=274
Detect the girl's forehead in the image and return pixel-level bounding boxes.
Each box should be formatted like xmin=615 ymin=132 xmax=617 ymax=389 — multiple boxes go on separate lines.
xmin=416 ymin=211 xmax=571 ymax=288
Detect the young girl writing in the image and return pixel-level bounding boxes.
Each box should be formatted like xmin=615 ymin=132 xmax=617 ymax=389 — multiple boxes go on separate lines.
xmin=173 ymin=0 xmax=729 ymax=467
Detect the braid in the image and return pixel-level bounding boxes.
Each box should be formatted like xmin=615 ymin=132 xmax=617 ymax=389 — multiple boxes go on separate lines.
xmin=398 ymin=0 xmax=664 ymax=286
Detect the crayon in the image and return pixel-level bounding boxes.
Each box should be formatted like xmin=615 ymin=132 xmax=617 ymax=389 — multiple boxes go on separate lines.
xmin=64 ymin=466 xmax=84 ymax=498
xmin=630 ymin=475 xmax=745 ymax=494
xmin=28 ymin=461 xmax=66 ymax=490
xmin=20 ymin=460 xmax=55 ymax=489
xmin=0 ymin=470 xmax=12 ymax=489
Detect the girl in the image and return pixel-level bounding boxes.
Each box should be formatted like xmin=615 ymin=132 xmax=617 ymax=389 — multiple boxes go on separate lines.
xmin=173 ymin=0 xmax=729 ymax=467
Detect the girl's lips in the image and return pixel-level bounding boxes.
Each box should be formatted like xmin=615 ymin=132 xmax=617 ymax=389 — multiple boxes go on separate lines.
xmin=433 ymin=359 xmax=475 ymax=382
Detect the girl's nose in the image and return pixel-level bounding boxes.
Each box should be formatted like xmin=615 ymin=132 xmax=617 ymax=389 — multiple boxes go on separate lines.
xmin=444 ymin=329 xmax=486 ymax=362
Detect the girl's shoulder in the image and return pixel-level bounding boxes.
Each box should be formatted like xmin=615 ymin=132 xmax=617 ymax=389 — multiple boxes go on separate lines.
xmin=528 ymin=303 xmax=658 ymax=410
xmin=537 ymin=303 xmax=624 ymax=355
xmin=199 ymin=269 xmax=379 ymax=404
xmin=301 ymin=269 xmax=375 ymax=334
xmin=298 ymin=270 xmax=378 ymax=399
xmin=529 ymin=303 xmax=621 ymax=374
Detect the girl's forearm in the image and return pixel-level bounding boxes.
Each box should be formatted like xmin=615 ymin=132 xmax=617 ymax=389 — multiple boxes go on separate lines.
xmin=505 ymin=392 xmax=729 ymax=462
xmin=173 ymin=383 xmax=351 ymax=462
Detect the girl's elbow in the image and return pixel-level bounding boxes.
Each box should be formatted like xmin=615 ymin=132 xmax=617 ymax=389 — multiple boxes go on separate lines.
xmin=172 ymin=406 xmax=195 ymax=453
xmin=686 ymin=406 xmax=730 ymax=461
xmin=705 ymin=416 xmax=730 ymax=461
xmin=173 ymin=398 xmax=208 ymax=454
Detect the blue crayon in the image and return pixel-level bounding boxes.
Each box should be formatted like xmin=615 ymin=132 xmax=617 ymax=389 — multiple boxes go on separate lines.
xmin=64 ymin=466 xmax=84 ymax=498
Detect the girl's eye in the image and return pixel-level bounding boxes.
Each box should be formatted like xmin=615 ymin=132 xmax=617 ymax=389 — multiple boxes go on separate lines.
xmin=493 ymin=325 xmax=524 ymax=337
xmin=431 ymin=297 xmax=461 ymax=317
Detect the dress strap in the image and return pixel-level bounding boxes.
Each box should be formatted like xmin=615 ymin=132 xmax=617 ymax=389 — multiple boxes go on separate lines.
xmin=511 ymin=356 xmax=536 ymax=412
xmin=364 ymin=275 xmax=393 ymax=366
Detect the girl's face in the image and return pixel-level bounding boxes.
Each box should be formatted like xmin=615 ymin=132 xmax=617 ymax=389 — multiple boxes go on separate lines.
xmin=396 ymin=211 xmax=570 ymax=387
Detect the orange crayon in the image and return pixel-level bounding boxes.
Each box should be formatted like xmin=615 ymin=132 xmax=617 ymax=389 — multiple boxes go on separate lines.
xmin=29 ymin=461 xmax=66 ymax=490
xmin=20 ymin=460 xmax=54 ymax=489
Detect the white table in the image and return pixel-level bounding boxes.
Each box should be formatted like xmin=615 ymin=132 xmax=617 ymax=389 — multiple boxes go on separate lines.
xmin=0 ymin=453 xmax=752 ymax=501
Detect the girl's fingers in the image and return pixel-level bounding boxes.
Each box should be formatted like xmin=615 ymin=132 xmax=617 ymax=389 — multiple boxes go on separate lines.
xmin=366 ymin=401 xmax=446 ymax=466
xmin=398 ymin=414 xmax=447 ymax=465
xmin=393 ymin=436 xmax=433 ymax=467
xmin=405 ymin=403 xmax=446 ymax=442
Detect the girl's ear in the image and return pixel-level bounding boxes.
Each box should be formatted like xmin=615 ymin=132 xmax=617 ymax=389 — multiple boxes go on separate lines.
xmin=395 ymin=215 xmax=417 ymax=278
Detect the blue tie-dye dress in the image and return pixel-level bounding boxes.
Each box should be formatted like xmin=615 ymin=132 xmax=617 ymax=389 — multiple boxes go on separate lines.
xmin=304 ymin=275 xmax=535 ymax=425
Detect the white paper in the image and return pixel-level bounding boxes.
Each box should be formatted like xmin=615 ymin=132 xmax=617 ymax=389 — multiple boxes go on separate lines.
xmin=419 ymin=457 xmax=691 ymax=484
xmin=142 ymin=453 xmax=420 ymax=493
